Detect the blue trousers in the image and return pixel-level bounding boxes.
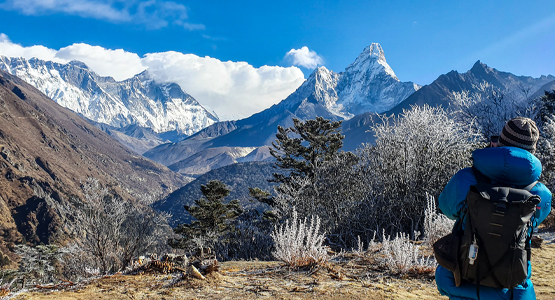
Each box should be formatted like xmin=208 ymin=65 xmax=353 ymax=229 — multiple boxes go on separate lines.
xmin=435 ymin=266 xmax=536 ymax=300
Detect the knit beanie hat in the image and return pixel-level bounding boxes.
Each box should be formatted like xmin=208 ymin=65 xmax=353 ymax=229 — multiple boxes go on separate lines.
xmin=498 ymin=117 xmax=539 ymax=154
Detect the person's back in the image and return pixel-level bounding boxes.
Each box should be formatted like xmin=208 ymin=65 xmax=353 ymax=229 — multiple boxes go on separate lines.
xmin=435 ymin=117 xmax=552 ymax=300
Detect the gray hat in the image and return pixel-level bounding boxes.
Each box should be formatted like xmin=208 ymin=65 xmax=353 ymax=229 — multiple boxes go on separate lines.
xmin=498 ymin=117 xmax=539 ymax=154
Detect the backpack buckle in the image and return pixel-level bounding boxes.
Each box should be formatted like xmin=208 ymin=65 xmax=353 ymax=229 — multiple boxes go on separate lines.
xmin=495 ymin=202 xmax=507 ymax=214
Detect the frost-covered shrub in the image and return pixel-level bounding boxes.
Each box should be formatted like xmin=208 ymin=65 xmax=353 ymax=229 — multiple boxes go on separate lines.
xmin=380 ymin=231 xmax=434 ymax=274
xmin=15 ymin=245 xmax=62 ymax=285
xmin=60 ymin=178 xmax=172 ymax=274
xmin=57 ymin=243 xmax=100 ymax=281
xmin=537 ymin=113 xmax=555 ymax=192
xmin=451 ymin=83 xmax=538 ymax=139
xmin=357 ymin=105 xmax=481 ymax=238
xmin=423 ymin=194 xmax=455 ymax=247
xmin=271 ymin=210 xmax=328 ymax=267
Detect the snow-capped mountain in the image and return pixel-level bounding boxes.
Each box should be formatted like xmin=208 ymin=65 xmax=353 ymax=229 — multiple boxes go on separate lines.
xmin=267 ymin=43 xmax=420 ymax=120
xmin=336 ymin=43 xmax=420 ymax=117
xmin=0 ymin=56 xmax=218 ymax=136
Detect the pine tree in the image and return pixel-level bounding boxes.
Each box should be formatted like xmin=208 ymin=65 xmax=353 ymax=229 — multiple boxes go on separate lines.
xmin=248 ymin=187 xmax=278 ymax=222
xmin=269 ymin=117 xmax=346 ymax=185
xmin=170 ymin=180 xmax=242 ymax=249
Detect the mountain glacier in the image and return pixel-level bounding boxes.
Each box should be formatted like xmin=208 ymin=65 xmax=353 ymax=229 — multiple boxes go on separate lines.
xmin=0 ymin=56 xmax=218 ymax=135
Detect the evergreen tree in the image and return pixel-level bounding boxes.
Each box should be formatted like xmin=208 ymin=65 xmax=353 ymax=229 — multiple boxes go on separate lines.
xmin=265 ymin=117 xmax=357 ymax=225
xmin=248 ymin=187 xmax=278 ymax=222
xmin=269 ymin=117 xmax=346 ymax=185
xmin=170 ymin=180 xmax=242 ymax=249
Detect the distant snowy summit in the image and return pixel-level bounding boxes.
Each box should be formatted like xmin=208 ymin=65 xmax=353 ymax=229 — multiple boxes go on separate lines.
xmin=280 ymin=43 xmax=420 ymax=120
xmin=337 ymin=43 xmax=420 ymax=116
xmin=0 ymin=56 xmax=218 ymax=136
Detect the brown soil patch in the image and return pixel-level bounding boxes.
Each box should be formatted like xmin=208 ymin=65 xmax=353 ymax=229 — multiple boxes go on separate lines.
xmin=12 ymin=243 xmax=555 ymax=300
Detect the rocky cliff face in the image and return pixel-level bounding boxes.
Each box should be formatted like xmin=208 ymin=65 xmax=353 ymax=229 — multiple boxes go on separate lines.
xmin=0 ymin=56 xmax=218 ymax=136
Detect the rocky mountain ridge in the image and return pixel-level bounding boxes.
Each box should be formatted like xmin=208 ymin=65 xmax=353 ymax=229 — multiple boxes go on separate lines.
xmin=388 ymin=60 xmax=555 ymax=115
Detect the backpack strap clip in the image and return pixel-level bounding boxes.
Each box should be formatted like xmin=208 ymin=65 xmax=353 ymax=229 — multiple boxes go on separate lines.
xmin=495 ymin=202 xmax=507 ymax=214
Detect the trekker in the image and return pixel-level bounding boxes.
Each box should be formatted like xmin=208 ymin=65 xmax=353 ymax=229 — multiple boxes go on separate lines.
xmin=435 ymin=117 xmax=552 ymax=300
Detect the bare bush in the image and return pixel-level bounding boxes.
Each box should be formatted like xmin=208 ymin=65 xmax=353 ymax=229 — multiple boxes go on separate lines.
xmin=60 ymin=178 xmax=172 ymax=274
xmin=271 ymin=210 xmax=328 ymax=267
xmin=423 ymin=194 xmax=455 ymax=247
xmin=57 ymin=243 xmax=100 ymax=280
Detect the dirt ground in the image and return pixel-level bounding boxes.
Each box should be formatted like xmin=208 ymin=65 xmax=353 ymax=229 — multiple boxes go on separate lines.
xmin=12 ymin=239 xmax=555 ymax=300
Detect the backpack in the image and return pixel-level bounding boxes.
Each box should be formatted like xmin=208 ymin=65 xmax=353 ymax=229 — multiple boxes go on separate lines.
xmin=458 ymin=167 xmax=541 ymax=292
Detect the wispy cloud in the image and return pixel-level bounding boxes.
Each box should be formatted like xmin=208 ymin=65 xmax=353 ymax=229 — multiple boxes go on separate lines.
xmin=202 ymin=34 xmax=226 ymax=41
xmin=0 ymin=0 xmax=205 ymax=30
xmin=0 ymin=34 xmax=306 ymax=120
xmin=468 ymin=13 xmax=555 ymax=65
xmin=285 ymin=46 xmax=323 ymax=69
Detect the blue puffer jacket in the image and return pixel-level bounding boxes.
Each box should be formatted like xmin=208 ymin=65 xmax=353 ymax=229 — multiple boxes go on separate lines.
xmin=435 ymin=147 xmax=552 ymax=300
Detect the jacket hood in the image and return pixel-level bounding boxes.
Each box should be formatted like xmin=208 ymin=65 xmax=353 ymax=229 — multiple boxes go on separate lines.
xmin=472 ymin=146 xmax=542 ymax=187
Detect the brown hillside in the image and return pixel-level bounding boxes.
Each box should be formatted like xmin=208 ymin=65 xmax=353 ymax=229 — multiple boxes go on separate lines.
xmin=0 ymin=70 xmax=186 ymax=258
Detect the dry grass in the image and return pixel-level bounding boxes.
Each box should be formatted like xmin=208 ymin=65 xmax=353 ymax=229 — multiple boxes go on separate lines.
xmin=10 ymin=239 xmax=555 ymax=300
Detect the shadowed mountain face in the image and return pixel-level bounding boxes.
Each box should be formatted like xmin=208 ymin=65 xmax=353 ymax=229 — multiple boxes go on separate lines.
xmin=531 ymin=80 xmax=555 ymax=100
xmin=0 ymin=70 xmax=187 ymax=251
xmin=387 ymin=61 xmax=555 ymax=115
xmin=152 ymin=161 xmax=277 ymax=227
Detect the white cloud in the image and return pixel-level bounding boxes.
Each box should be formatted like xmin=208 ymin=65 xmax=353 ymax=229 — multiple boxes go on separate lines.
xmin=0 ymin=0 xmax=204 ymax=30
xmin=142 ymin=52 xmax=305 ymax=119
xmin=0 ymin=33 xmax=61 ymax=62
xmin=285 ymin=46 xmax=324 ymax=69
xmin=55 ymin=44 xmax=145 ymax=80
xmin=0 ymin=34 xmax=306 ymax=120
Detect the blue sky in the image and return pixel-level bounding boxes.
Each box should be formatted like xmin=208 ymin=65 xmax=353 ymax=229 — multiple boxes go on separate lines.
xmin=0 ymin=0 xmax=554 ymax=119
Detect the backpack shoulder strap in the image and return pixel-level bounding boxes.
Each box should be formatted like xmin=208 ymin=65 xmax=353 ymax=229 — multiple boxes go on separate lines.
xmin=522 ymin=181 xmax=538 ymax=192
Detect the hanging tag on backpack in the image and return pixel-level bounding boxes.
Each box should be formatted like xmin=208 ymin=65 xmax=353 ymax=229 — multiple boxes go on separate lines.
xmin=468 ymin=239 xmax=479 ymax=265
